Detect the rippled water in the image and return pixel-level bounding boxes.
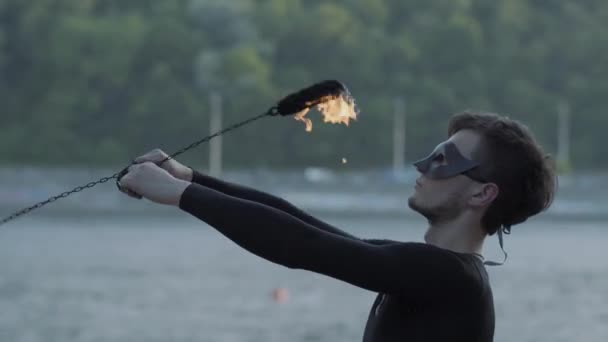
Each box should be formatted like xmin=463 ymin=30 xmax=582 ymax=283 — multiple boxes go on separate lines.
xmin=0 ymin=214 xmax=606 ymax=342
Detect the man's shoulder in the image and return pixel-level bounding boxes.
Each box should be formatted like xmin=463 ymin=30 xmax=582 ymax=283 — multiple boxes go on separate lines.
xmin=370 ymin=240 xmax=486 ymax=294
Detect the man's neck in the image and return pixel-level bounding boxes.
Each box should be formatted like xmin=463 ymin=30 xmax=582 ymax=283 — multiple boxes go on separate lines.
xmin=423 ymin=216 xmax=486 ymax=255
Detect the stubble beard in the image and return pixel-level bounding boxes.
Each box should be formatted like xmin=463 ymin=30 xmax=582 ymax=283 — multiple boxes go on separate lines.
xmin=408 ymin=192 xmax=464 ymax=226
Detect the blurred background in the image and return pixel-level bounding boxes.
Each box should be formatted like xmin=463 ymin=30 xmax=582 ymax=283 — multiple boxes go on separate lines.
xmin=0 ymin=1 xmax=606 ymax=341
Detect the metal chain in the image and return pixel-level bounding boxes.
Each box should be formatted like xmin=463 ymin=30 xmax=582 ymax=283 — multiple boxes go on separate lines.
xmin=165 ymin=109 xmax=275 ymax=162
xmin=0 ymin=173 xmax=120 ymax=225
xmin=0 ymin=109 xmax=276 ymax=226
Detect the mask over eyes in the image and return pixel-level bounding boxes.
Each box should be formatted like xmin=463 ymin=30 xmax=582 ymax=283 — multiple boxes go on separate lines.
xmin=412 ymin=140 xmax=509 ymax=267
xmin=412 ymin=141 xmax=479 ymax=179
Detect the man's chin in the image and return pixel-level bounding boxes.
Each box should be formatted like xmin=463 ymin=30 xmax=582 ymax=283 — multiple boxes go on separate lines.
xmin=408 ymin=196 xmax=434 ymax=222
xmin=407 ymin=195 xmax=422 ymax=214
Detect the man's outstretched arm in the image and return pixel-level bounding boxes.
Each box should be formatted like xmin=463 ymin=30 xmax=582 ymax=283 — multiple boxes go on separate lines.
xmin=187 ymin=169 xmax=360 ymax=240
xmin=179 ymin=183 xmax=475 ymax=298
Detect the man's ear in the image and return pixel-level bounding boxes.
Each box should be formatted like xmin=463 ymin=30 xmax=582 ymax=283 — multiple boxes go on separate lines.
xmin=470 ymin=183 xmax=499 ymax=207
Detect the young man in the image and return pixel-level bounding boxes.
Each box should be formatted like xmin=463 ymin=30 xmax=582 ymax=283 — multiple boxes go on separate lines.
xmin=119 ymin=111 xmax=556 ymax=342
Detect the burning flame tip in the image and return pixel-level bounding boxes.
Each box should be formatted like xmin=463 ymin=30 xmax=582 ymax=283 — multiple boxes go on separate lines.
xmin=292 ymin=92 xmax=357 ymax=132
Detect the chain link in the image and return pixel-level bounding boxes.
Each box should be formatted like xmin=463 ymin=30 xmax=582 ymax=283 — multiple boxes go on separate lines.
xmin=0 ymin=109 xmax=275 ymax=226
xmin=0 ymin=173 xmax=120 ymax=225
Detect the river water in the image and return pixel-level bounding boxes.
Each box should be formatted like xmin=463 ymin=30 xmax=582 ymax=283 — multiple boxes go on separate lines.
xmin=0 ymin=212 xmax=606 ymax=342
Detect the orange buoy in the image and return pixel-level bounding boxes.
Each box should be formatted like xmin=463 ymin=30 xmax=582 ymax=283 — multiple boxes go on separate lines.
xmin=272 ymin=287 xmax=289 ymax=303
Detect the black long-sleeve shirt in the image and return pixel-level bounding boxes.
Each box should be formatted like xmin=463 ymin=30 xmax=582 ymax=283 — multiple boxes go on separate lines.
xmin=179 ymin=170 xmax=495 ymax=342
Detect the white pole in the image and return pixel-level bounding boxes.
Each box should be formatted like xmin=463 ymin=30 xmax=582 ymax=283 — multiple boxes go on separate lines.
xmin=393 ymin=97 xmax=406 ymax=178
xmin=557 ymin=101 xmax=571 ymax=169
xmin=209 ymin=91 xmax=223 ymax=177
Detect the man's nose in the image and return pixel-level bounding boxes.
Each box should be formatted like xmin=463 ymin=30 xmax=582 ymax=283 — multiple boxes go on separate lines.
xmin=413 ymin=161 xmax=426 ymax=174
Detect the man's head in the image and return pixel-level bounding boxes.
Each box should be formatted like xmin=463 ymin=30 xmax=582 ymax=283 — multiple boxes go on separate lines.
xmin=408 ymin=111 xmax=557 ymax=236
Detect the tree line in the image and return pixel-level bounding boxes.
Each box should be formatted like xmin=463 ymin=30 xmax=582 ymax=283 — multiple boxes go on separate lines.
xmin=1 ymin=0 xmax=606 ymax=170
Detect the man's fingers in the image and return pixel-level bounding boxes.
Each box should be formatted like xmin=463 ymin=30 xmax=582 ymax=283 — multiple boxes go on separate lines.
xmin=119 ymin=164 xmax=138 ymax=188
xmin=118 ymin=162 xmax=167 ymax=200
xmin=118 ymin=167 xmax=142 ymax=199
xmin=124 ymin=162 xmax=150 ymax=177
xmin=134 ymin=148 xmax=167 ymax=164
xmin=122 ymin=162 xmax=158 ymax=184
xmin=133 ymin=154 xmax=160 ymax=164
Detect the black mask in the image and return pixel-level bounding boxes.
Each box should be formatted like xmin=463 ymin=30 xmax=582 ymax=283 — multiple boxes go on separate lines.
xmin=413 ymin=141 xmax=480 ymax=180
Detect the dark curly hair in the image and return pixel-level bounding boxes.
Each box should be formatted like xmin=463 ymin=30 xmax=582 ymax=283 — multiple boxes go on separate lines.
xmin=447 ymin=111 xmax=558 ymax=235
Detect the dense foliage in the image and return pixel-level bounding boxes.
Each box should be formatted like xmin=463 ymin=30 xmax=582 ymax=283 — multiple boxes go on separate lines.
xmin=1 ymin=0 xmax=606 ymax=170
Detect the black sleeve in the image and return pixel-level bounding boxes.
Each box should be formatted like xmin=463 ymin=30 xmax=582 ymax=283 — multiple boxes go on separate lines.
xmin=189 ymin=169 xmax=358 ymax=240
xmin=179 ymin=183 xmax=474 ymax=298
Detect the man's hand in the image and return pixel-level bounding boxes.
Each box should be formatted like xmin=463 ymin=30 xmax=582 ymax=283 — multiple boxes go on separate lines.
xmin=133 ymin=148 xmax=193 ymax=182
xmin=119 ymin=162 xmax=191 ymax=206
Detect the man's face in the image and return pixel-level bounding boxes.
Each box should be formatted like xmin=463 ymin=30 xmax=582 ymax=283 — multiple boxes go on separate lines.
xmin=408 ymin=129 xmax=485 ymax=223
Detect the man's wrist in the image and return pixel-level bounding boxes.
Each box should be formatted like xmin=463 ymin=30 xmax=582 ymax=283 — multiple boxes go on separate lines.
xmin=181 ymin=167 xmax=194 ymax=182
xmin=172 ymin=179 xmax=192 ymax=207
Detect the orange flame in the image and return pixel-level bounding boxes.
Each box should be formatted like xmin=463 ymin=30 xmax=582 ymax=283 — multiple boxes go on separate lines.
xmin=294 ymin=107 xmax=312 ymax=132
xmin=294 ymin=95 xmax=357 ymax=132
